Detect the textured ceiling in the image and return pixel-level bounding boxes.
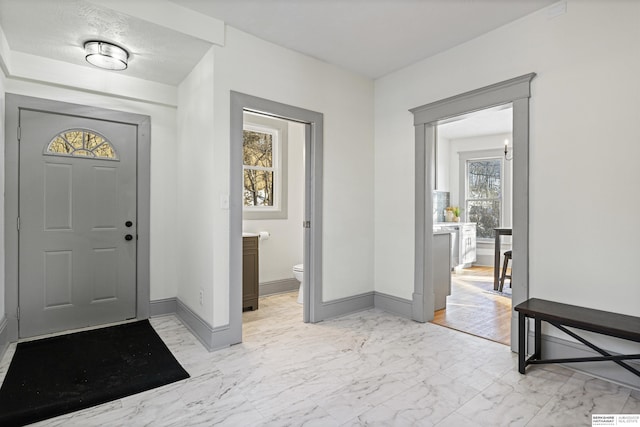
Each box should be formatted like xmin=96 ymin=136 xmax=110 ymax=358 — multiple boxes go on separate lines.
xmin=0 ymin=0 xmax=212 ymax=85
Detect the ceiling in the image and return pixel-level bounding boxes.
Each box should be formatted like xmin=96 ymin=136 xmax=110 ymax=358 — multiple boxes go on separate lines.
xmin=0 ymin=0 xmax=557 ymax=85
xmin=170 ymin=0 xmax=557 ymax=79
xmin=0 ymin=0 xmax=547 ymax=136
xmin=438 ymin=105 xmax=513 ymax=140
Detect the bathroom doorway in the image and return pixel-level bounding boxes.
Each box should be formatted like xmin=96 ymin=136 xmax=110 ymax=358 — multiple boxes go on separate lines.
xmin=230 ymin=92 xmax=324 ymax=345
xmin=240 ymin=111 xmax=306 ymax=321
xmin=431 ymin=104 xmax=513 ymax=346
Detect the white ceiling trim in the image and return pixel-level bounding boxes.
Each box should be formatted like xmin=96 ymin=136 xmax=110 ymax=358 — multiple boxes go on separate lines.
xmin=86 ymin=0 xmax=225 ymax=46
xmin=7 ymin=50 xmax=178 ymax=107
xmin=0 ymin=23 xmax=12 ymax=76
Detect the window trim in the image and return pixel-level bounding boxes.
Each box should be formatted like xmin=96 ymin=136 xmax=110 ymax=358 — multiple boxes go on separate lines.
xmin=242 ymin=112 xmax=288 ymax=220
xmin=458 ymin=148 xmax=512 ymax=241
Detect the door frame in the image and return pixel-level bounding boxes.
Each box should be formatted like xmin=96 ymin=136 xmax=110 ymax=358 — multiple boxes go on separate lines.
xmin=230 ymin=91 xmax=323 ymax=335
xmin=4 ymin=94 xmax=151 ymax=341
xmin=409 ymin=73 xmax=535 ymax=352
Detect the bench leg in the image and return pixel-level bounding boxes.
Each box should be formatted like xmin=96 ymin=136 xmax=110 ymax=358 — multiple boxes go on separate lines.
xmin=534 ymin=318 xmax=541 ymax=360
xmin=519 ymin=312 xmax=526 ymax=374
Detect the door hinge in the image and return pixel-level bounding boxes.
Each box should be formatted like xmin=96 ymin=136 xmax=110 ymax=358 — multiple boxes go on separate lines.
xmin=17 ymin=306 xmax=20 ymax=320
xmin=17 ymin=216 xmax=20 ymax=231
xmin=303 ymin=221 xmax=311 ymax=229
xmin=17 ymin=126 xmax=21 ymax=141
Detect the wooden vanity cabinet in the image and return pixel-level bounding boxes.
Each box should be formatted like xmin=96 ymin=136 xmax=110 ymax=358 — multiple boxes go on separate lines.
xmin=242 ymin=236 xmax=259 ymax=311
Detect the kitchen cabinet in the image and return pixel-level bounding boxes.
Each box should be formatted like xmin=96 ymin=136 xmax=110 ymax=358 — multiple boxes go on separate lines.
xmin=433 ymin=232 xmax=452 ymax=310
xmin=433 ymin=222 xmax=477 ymax=269
xmin=459 ymin=223 xmax=477 ymax=266
xmin=242 ymin=235 xmax=259 ymax=311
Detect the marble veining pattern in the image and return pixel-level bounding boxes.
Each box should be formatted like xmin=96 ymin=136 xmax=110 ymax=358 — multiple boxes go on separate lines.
xmin=0 ymin=292 xmax=638 ymax=426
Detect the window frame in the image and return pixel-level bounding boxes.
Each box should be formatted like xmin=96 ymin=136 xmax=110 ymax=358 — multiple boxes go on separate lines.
xmin=458 ymin=148 xmax=512 ymax=241
xmin=242 ymin=112 xmax=288 ymax=220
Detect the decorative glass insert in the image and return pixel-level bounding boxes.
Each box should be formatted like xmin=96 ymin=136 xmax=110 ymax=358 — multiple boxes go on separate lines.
xmin=45 ymin=130 xmax=118 ymax=160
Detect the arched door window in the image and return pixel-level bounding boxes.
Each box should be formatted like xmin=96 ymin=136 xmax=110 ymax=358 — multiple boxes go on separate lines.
xmin=44 ymin=129 xmax=118 ymax=160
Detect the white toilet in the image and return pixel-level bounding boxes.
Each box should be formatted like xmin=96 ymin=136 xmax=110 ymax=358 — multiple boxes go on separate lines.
xmin=292 ymin=264 xmax=304 ymax=304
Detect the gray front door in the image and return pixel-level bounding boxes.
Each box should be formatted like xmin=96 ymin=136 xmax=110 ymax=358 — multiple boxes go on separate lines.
xmin=19 ymin=109 xmax=137 ymax=338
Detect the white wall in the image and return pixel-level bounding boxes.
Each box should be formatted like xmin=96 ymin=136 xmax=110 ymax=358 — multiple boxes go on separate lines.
xmin=374 ymin=0 xmax=640 ymax=353
xmin=176 ymin=47 xmax=216 ymax=323
xmin=202 ymin=27 xmax=375 ymax=327
xmin=4 ymin=71 xmax=180 ymax=303
xmin=243 ymin=121 xmax=305 ymax=284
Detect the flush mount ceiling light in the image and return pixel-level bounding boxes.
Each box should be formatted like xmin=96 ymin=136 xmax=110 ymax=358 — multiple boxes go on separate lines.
xmin=84 ymin=41 xmax=129 ymax=71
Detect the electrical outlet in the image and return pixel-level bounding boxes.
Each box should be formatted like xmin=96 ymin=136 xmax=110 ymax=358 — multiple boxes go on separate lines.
xmin=199 ymin=289 xmax=204 ymax=306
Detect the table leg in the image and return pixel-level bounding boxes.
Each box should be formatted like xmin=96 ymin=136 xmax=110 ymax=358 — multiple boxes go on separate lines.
xmin=494 ymin=232 xmax=500 ymax=290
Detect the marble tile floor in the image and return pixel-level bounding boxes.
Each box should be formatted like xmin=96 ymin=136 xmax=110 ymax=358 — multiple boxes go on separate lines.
xmin=0 ymin=291 xmax=638 ymax=426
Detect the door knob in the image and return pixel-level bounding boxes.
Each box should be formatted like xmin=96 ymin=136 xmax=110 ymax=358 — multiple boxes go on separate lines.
xmin=125 ymin=234 xmax=133 ymax=241
xmin=125 ymin=221 xmax=133 ymax=227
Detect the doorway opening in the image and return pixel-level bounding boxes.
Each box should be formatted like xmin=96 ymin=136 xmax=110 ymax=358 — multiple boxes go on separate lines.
xmin=410 ymin=73 xmax=535 ymax=352
xmin=229 ymin=92 xmax=324 ymax=345
xmin=431 ymin=104 xmax=513 ymax=346
xmin=240 ymin=111 xmax=306 ymax=329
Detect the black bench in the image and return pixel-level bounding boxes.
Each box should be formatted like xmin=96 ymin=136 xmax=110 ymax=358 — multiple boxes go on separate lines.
xmin=514 ymin=298 xmax=640 ymax=377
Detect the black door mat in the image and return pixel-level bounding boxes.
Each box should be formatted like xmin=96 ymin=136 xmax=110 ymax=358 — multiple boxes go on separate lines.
xmin=0 ymin=320 xmax=189 ymax=426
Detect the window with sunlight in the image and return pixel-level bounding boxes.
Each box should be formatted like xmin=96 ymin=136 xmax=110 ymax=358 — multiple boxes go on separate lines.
xmin=465 ymin=157 xmax=502 ymax=239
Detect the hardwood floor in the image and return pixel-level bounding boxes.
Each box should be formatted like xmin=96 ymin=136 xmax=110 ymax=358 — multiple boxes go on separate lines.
xmin=431 ymin=266 xmax=512 ymax=346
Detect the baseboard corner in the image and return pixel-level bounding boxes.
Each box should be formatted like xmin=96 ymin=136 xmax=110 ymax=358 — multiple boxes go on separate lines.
xmin=374 ymin=292 xmax=413 ymax=319
xmin=150 ymin=298 xmax=177 ymax=317
xmin=175 ymin=299 xmax=239 ymax=352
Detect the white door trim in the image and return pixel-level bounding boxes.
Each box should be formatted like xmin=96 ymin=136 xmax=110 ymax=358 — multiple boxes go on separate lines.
xmin=4 ymin=94 xmax=151 ymax=342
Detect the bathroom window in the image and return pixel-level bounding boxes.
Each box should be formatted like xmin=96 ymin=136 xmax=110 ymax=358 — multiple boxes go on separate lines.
xmin=459 ymin=148 xmax=512 ymax=239
xmin=243 ymin=112 xmax=288 ymax=220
